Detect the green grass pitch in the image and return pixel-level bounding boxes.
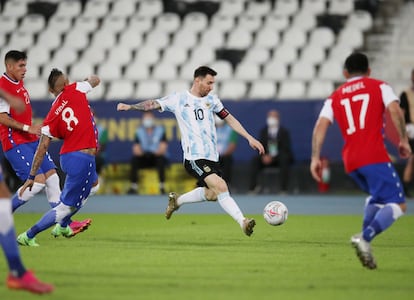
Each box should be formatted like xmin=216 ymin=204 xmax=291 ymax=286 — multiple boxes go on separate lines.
xmin=1 ymin=214 xmax=413 ymax=300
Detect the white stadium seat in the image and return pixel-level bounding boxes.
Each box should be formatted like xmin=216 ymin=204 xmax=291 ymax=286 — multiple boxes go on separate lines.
xmin=164 ymin=80 xmax=191 ymax=95
xmin=307 ymin=80 xmax=334 ymax=99
xmin=219 ymin=80 xmax=248 ymax=100
xmin=135 ymin=80 xmax=163 ymax=100
xmin=106 ymin=80 xmax=135 ymax=100
xmin=290 ymin=61 xmax=316 ymax=81
xmin=277 ymin=80 xmax=306 ymax=99
xmin=248 ymin=80 xmax=277 ymax=100
xmin=234 ymin=62 xmax=261 ymax=81
xmin=25 ymin=79 xmax=48 ymax=100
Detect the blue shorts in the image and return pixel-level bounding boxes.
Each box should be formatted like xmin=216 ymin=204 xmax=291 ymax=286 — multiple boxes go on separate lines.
xmin=349 ymin=162 xmax=405 ymax=205
xmin=60 ymin=151 xmax=98 ymax=208
xmin=4 ymin=141 xmax=57 ymax=180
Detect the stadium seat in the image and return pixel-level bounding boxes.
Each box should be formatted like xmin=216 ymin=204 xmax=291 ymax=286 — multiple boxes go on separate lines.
xmin=273 ymin=0 xmax=300 ymax=17
xmin=300 ymin=44 xmax=326 ymax=66
xmin=90 ymin=30 xmax=117 ymax=50
xmin=188 ymin=46 xmax=215 ymax=67
xmin=81 ymin=46 xmax=107 ymax=66
xmin=96 ymin=62 xmax=122 ymax=82
xmin=273 ymin=45 xmax=298 ymax=65
xmin=248 ymin=80 xmax=277 ymax=100
xmin=307 ymin=79 xmax=334 ymax=99
xmin=26 ymin=46 xmax=50 ymax=68
xmin=18 ymin=14 xmax=45 ymax=34
xmin=36 ymin=29 xmax=61 ymax=51
xmin=318 ymin=59 xmax=344 ymax=81
xmin=128 ymin=16 xmax=153 ymax=34
xmin=210 ymin=15 xmax=236 ymax=33
xmin=164 ymin=80 xmax=191 ymax=95
xmin=291 ymin=11 xmax=317 ymax=32
xmin=336 ymin=27 xmax=364 ymax=50
xmin=106 ymin=80 xmax=135 ymax=100
xmin=118 ymin=29 xmax=144 ymax=50
xmin=234 ymin=61 xmax=261 ymax=81
xmin=63 ymin=31 xmax=89 ymax=51
xmin=245 ymin=0 xmax=272 ymax=17
xmin=24 ymin=64 xmax=41 ymax=80
xmin=262 ymin=14 xmax=290 ymax=33
xmin=172 ymin=28 xmax=198 ymax=50
xmin=134 ymin=46 xmax=161 ymax=66
xmin=0 ymin=16 xmax=18 ymax=35
xmin=254 ymin=28 xmax=280 ymax=49
xmin=210 ymin=60 xmax=234 ymax=81
xmin=219 ymin=79 xmax=248 ymax=100
xmin=328 ymin=0 xmax=354 ymax=15
xmin=277 ymin=80 xmax=307 ymax=99
xmin=7 ymin=32 xmax=34 ymax=51
xmin=82 ymin=0 xmax=109 ymax=18
xmin=243 ymin=47 xmax=271 ymax=64
xmin=237 ymin=15 xmax=262 ymax=33
xmin=72 ymin=16 xmax=98 ymax=34
xmin=99 ymin=16 xmax=127 ymax=34
xmin=328 ymin=44 xmax=354 ymax=61
xmin=51 ymin=48 xmax=78 ymax=68
xmin=154 ymin=13 xmax=181 ymax=34
xmin=2 ymin=0 xmax=28 ymax=18
xmin=346 ymin=10 xmax=373 ymax=32
xmin=301 ymin=0 xmax=326 ymax=15
xmin=136 ymin=0 xmax=163 ymax=18
xmin=262 ymin=61 xmax=288 ymax=81
xmin=308 ymin=27 xmax=336 ymax=49
xmin=134 ymin=80 xmax=163 ymax=100
xmin=106 ymin=47 xmax=133 ymax=66
xmin=69 ymin=62 xmax=95 ymax=82
xmin=199 ymin=28 xmax=226 ymax=49
xmin=151 ymin=63 xmax=178 ymax=81
xmin=109 ymin=0 xmax=137 ymax=17
xmin=124 ymin=63 xmax=150 ymax=81
xmin=179 ymin=62 xmax=206 ymax=80
xmin=25 ymin=79 xmax=48 ymax=100
xmin=47 ymin=16 xmax=72 ymax=35
xmin=162 ymin=46 xmax=189 ymax=66
xmin=182 ymin=12 xmax=209 ymax=33
xmin=290 ymin=61 xmax=316 ymax=81
xmin=144 ymin=30 xmax=170 ymax=50
xmin=282 ymin=27 xmax=307 ymax=50
xmin=54 ymin=0 xmax=82 ymax=18
xmin=226 ymin=28 xmax=253 ymax=50
xmin=216 ymin=0 xmax=246 ymax=17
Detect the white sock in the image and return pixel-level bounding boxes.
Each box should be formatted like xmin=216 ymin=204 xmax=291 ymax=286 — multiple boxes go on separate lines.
xmin=19 ymin=182 xmax=45 ymax=201
xmin=0 ymin=199 xmax=13 ymax=235
xmin=177 ymin=187 xmax=206 ymax=206
xmin=217 ymin=192 xmax=244 ymax=226
xmin=45 ymin=173 xmax=61 ymax=206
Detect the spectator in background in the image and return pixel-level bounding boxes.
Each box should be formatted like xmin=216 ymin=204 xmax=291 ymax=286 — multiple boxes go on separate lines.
xmin=215 ymin=115 xmax=238 ymax=188
xmin=248 ymin=109 xmax=294 ymax=194
xmin=127 ymin=111 xmax=168 ymax=195
xmin=399 ymin=68 xmax=414 ymax=197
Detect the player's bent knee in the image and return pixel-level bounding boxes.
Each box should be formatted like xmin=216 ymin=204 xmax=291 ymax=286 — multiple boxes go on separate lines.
xmin=54 ymin=202 xmax=75 ymax=223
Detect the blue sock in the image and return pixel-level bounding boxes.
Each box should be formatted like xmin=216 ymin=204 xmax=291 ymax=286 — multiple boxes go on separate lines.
xmin=27 ymin=209 xmax=57 ymax=239
xmin=362 ymin=204 xmax=400 ymax=242
xmin=0 ymin=226 xmax=26 ymax=277
xmin=362 ymin=203 xmax=381 ymax=231
xmin=11 ymin=192 xmax=26 ymax=212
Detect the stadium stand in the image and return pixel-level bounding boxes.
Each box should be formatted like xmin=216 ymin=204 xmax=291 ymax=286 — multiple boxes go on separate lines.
xmin=0 ymin=0 xmax=411 ymax=101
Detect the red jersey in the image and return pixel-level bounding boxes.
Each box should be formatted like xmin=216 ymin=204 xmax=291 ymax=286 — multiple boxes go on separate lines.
xmin=319 ymin=76 xmax=398 ymax=173
xmin=41 ymin=82 xmax=98 ymax=154
xmin=0 ymin=73 xmax=38 ymax=151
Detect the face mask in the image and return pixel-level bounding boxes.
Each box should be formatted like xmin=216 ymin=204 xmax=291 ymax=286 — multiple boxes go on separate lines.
xmin=267 ymin=117 xmax=279 ymax=128
xmin=142 ymin=118 xmax=154 ymax=128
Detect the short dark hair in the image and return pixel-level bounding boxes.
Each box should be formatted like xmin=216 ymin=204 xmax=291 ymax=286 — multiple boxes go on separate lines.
xmin=48 ymin=68 xmax=64 ymax=90
xmin=344 ymin=52 xmax=369 ymax=75
xmin=5 ymin=50 xmax=27 ymax=62
xmin=193 ymin=66 xmax=217 ymax=79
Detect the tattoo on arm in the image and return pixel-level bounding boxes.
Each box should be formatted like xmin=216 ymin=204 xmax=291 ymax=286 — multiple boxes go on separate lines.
xmin=30 ymin=135 xmax=51 ymax=175
xmin=130 ymin=100 xmax=160 ymax=111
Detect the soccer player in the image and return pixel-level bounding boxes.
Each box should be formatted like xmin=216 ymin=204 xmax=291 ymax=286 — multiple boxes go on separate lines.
xmin=310 ymin=52 xmax=411 ymax=269
xmin=16 ymin=69 xmax=100 ymax=246
xmin=117 ymin=66 xmax=264 ymax=236
xmin=0 ymin=50 xmax=91 ymax=234
xmin=0 ymin=88 xmax=54 ymax=294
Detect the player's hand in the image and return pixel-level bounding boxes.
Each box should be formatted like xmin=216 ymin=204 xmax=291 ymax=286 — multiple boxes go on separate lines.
xmin=19 ymin=179 xmax=34 ymax=197
xmin=310 ymin=157 xmax=322 ymax=182
xmin=28 ymin=124 xmax=42 ymax=136
xmin=398 ymin=140 xmax=412 ymax=159
xmin=249 ymin=138 xmax=265 ymax=155
xmin=117 ymin=103 xmax=130 ymax=111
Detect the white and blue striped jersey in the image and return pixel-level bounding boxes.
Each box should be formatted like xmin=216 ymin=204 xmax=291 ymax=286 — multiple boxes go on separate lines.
xmin=157 ymin=91 xmax=224 ymax=162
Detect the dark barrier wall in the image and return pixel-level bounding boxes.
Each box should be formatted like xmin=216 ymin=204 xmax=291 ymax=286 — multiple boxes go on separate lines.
xmin=29 ymin=100 xmax=346 ymax=165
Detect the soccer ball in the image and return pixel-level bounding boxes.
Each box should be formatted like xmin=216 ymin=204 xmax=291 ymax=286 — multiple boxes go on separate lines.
xmin=263 ymin=201 xmax=288 ymax=226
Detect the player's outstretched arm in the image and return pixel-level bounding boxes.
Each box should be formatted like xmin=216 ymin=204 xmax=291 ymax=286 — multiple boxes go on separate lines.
xmin=310 ymin=117 xmax=330 ymax=182
xmin=117 ymin=100 xmax=161 ymax=112
xmin=86 ymin=75 xmax=100 ymax=88
xmin=19 ymin=134 xmax=52 ymax=196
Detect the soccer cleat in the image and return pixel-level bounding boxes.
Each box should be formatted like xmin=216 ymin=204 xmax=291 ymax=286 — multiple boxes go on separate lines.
xmin=51 ymin=224 xmax=75 ymax=238
xmin=7 ymin=270 xmax=54 ymax=294
xmin=165 ymin=192 xmax=180 ymax=220
xmin=242 ymin=218 xmax=256 ymax=237
xmin=350 ymin=233 xmax=377 ymax=270
xmin=69 ymin=218 xmax=92 ymax=233
xmin=16 ymin=232 xmax=39 ymax=247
